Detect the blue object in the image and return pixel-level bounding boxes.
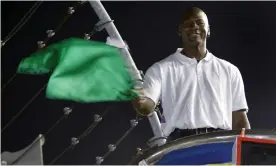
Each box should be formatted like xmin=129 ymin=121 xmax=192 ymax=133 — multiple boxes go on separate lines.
xmin=156 ymin=142 xmax=234 ymax=165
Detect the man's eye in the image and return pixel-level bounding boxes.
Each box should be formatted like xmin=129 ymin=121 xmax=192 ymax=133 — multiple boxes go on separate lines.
xmin=197 ymin=22 xmax=205 ymax=25
xmin=183 ymin=21 xmax=205 ymax=28
xmin=183 ymin=22 xmax=194 ymax=27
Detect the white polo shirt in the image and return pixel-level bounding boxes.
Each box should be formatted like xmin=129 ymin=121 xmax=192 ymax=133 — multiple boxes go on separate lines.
xmin=143 ymin=48 xmax=248 ymax=136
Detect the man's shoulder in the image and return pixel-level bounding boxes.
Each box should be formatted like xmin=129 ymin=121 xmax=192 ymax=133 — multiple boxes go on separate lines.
xmin=212 ymin=54 xmax=239 ymax=72
xmin=156 ymin=52 xmax=179 ymax=68
xmin=148 ymin=53 xmax=176 ymax=70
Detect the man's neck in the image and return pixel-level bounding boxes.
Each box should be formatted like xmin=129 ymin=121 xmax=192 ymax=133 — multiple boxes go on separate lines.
xmin=181 ymin=44 xmax=207 ymax=60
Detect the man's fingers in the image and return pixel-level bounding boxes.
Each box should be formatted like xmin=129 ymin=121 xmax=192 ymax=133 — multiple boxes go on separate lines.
xmin=131 ymin=87 xmax=149 ymax=102
xmin=132 ymin=87 xmax=144 ymax=96
xmin=133 ymin=86 xmax=143 ymax=90
xmin=132 ymin=89 xmax=144 ymax=94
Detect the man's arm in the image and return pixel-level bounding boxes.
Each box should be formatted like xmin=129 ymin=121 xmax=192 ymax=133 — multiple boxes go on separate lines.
xmin=232 ymin=109 xmax=251 ymax=129
xmin=231 ymin=67 xmax=251 ymax=129
xmin=133 ymin=64 xmax=162 ymax=116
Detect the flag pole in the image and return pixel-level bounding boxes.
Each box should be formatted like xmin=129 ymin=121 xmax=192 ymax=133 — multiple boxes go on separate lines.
xmin=88 ymin=0 xmax=166 ymax=146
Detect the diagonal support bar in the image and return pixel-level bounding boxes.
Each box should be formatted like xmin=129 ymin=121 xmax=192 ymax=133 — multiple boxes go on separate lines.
xmin=88 ymin=0 xmax=166 ymax=146
xmin=89 ymin=0 xmax=140 ymax=79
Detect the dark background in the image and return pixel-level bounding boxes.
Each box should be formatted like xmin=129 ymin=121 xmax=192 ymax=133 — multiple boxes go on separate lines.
xmin=1 ymin=1 xmax=276 ymax=165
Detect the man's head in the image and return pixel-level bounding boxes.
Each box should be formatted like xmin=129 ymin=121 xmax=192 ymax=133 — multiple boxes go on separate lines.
xmin=178 ymin=7 xmax=210 ymax=47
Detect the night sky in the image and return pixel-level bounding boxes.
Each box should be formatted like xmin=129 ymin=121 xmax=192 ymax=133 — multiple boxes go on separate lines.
xmin=1 ymin=1 xmax=276 ymax=165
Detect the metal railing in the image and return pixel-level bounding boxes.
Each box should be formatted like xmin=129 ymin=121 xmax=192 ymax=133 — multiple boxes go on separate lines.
xmin=88 ymin=0 xmax=166 ymax=147
xmin=128 ymin=129 xmax=276 ymax=165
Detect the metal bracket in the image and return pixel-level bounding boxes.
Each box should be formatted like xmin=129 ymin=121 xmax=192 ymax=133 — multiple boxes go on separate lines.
xmin=95 ymin=20 xmax=114 ymax=32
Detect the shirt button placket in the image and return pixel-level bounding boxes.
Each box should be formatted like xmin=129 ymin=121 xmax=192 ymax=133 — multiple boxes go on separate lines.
xmin=197 ymin=62 xmax=204 ymax=115
xmin=197 ymin=63 xmax=202 ymax=80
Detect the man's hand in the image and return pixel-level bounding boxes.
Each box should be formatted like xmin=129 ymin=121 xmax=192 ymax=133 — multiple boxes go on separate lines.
xmin=132 ymin=86 xmax=155 ymax=116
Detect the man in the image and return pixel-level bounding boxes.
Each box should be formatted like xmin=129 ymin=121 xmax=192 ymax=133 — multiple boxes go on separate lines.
xmin=133 ymin=7 xmax=250 ymax=141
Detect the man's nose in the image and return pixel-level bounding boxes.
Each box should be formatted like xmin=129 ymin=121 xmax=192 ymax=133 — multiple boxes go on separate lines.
xmin=191 ymin=22 xmax=199 ymax=29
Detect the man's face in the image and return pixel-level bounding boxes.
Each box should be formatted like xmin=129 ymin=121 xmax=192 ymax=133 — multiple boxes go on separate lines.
xmin=179 ymin=11 xmax=209 ymax=46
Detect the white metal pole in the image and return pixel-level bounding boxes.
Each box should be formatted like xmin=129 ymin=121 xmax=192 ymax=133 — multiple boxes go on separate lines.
xmin=88 ymin=0 xmax=165 ymax=146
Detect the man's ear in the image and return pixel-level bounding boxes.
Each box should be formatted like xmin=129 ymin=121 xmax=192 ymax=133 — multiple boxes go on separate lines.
xmin=177 ymin=24 xmax=182 ymax=36
xmin=207 ymin=26 xmax=211 ymax=38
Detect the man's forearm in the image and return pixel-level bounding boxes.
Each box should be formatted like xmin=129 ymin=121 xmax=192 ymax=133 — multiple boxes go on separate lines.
xmin=232 ymin=110 xmax=251 ymax=129
xmin=232 ymin=120 xmax=251 ymax=129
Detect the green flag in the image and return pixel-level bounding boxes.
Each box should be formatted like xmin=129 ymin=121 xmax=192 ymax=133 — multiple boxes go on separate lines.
xmin=17 ymin=38 xmax=138 ymax=103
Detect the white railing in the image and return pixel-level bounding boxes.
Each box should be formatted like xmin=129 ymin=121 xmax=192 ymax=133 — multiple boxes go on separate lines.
xmin=88 ymin=0 xmax=166 ymax=146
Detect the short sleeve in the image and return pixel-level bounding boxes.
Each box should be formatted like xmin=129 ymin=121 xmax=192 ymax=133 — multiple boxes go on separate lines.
xmin=231 ymin=66 xmax=249 ymax=112
xmin=143 ymin=63 xmax=162 ymax=105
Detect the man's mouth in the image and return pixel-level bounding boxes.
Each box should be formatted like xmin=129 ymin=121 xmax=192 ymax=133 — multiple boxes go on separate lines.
xmin=189 ymin=33 xmax=200 ymax=37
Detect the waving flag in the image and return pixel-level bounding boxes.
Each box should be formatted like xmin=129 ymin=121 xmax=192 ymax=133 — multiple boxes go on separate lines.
xmin=17 ymin=38 xmax=138 ymax=103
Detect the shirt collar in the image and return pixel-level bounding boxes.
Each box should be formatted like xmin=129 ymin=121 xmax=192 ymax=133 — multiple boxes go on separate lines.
xmin=174 ymin=48 xmax=213 ymax=64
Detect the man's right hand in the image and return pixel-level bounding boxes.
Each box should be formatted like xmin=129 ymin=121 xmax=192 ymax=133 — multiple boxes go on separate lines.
xmin=132 ymin=86 xmax=156 ymax=116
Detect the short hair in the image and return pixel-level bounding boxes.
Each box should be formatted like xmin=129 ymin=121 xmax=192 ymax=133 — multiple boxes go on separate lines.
xmin=180 ymin=7 xmax=206 ymax=23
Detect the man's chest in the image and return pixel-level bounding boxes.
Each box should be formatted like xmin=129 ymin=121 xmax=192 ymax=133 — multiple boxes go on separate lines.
xmin=160 ymin=62 xmax=231 ymax=103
